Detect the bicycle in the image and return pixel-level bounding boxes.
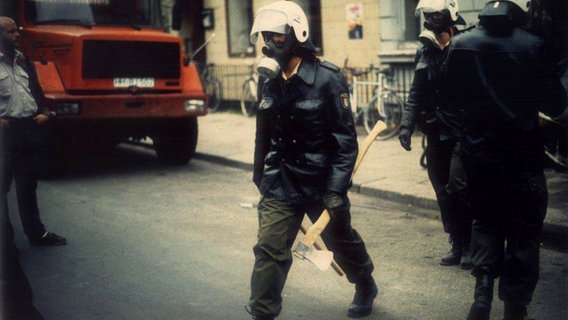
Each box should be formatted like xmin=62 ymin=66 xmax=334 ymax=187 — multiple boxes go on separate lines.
xmin=420 ymin=134 xmax=428 ymax=169
xmin=360 ymin=66 xmax=404 ymax=140
xmin=343 ymin=66 xmax=368 ymax=125
xmin=343 ymin=58 xmax=404 ymax=139
xmin=199 ymin=62 xmax=223 ymax=113
xmin=186 ymin=34 xmax=223 ymax=113
xmin=539 ymin=112 xmax=567 ymax=170
xmin=240 ymin=62 xmax=258 ymax=117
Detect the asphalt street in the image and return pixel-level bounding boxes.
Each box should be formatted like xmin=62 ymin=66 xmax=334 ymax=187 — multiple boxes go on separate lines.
xmin=6 ymin=143 xmax=568 ymax=320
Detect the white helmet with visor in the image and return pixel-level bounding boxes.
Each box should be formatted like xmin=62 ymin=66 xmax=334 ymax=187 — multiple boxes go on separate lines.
xmin=415 ymin=0 xmax=466 ymax=25
xmin=249 ymin=1 xmax=310 ymax=45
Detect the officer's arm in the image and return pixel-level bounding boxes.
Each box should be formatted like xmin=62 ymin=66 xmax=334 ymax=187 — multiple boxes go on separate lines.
xmin=401 ymin=49 xmax=430 ymax=132
xmin=326 ymin=69 xmax=358 ymax=195
xmin=253 ymin=99 xmax=273 ymax=189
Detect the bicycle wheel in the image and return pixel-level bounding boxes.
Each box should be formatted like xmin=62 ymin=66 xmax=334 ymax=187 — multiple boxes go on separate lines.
xmin=420 ymin=135 xmax=428 ymax=169
xmin=206 ymin=78 xmax=222 ymax=112
xmin=539 ymin=113 xmax=568 ymax=170
xmin=363 ymin=91 xmax=404 ymax=140
xmin=240 ymin=80 xmax=257 ymax=117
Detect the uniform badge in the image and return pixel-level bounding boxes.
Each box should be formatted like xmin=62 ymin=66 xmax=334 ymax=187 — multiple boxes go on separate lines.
xmin=340 ymin=93 xmax=350 ymax=109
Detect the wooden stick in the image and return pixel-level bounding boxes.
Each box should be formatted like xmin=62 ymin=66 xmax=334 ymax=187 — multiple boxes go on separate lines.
xmin=299 ymin=121 xmax=387 ymax=248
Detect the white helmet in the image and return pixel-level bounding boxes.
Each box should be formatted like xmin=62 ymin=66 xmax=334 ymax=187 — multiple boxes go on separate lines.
xmin=486 ymin=0 xmax=530 ymax=13
xmin=249 ymin=1 xmax=310 ymax=45
xmin=415 ymin=0 xmax=466 ymax=25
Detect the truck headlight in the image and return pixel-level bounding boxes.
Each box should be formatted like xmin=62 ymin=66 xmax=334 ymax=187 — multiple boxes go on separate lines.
xmin=56 ymin=102 xmax=81 ymax=115
xmin=184 ymin=99 xmax=205 ymax=112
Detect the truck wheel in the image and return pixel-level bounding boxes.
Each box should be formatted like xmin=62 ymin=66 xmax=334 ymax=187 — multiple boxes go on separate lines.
xmin=153 ymin=117 xmax=198 ymax=165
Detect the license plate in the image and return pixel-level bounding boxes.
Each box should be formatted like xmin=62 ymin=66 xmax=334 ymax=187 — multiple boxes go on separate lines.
xmin=113 ymin=78 xmax=155 ymax=88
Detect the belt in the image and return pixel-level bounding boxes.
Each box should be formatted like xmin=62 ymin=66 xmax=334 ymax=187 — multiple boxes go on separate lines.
xmin=3 ymin=116 xmax=35 ymax=121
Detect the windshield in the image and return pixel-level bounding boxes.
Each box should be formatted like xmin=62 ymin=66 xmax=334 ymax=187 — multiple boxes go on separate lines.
xmin=24 ymin=0 xmax=163 ymax=29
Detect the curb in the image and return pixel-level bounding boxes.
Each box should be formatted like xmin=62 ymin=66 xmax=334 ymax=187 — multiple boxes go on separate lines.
xmin=194 ymin=153 xmax=254 ymax=171
xmin=193 ymin=151 xmax=568 ymax=251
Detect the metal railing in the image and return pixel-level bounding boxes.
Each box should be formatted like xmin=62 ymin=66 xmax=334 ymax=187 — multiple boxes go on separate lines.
xmin=206 ymin=62 xmax=414 ymax=104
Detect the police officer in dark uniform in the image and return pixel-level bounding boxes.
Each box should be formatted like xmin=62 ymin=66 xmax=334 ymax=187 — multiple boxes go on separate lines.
xmin=398 ymin=0 xmax=473 ymax=269
xmin=246 ymin=2 xmax=376 ymax=319
xmin=444 ymin=1 xmax=567 ymax=319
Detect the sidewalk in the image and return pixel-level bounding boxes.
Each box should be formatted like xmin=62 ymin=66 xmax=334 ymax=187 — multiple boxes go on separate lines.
xmin=195 ymin=111 xmax=568 ymax=242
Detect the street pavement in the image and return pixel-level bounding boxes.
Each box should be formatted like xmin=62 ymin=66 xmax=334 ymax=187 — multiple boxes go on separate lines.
xmin=195 ymin=111 xmax=568 ymax=245
xmin=5 ymin=110 xmax=565 ymax=320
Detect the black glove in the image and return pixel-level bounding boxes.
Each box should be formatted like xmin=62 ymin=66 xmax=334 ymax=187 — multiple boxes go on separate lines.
xmin=399 ymin=127 xmax=412 ymax=151
xmin=323 ymin=191 xmax=348 ymax=219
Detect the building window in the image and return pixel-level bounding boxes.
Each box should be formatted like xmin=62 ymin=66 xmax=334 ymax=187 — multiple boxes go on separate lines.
xmin=404 ymin=0 xmax=420 ymax=41
xmin=226 ymin=0 xmax=255 ymax=57
xmin=0 ymin=1 xmax=19 ymax=19
xmin=295 ymin=0 xmax=323 ymax=55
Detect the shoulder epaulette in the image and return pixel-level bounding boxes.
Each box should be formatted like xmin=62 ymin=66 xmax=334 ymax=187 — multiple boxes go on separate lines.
xmin=320 ymin=60 xmax=340 ymax=72
xmin=456 ymin=25 xmax=476 ymax=35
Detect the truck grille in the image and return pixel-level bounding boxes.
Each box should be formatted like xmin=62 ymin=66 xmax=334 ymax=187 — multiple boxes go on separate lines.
xmin=83 ymin=40 xmax=180 ymax=79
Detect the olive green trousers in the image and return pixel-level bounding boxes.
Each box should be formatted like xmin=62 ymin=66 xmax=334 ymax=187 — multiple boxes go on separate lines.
xmin=248 ymin=196 xmax=374 ymax=318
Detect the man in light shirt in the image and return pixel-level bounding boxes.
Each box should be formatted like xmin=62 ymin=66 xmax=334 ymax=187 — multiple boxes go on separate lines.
xmin=0 ymin=16 xmax=66 ymax=247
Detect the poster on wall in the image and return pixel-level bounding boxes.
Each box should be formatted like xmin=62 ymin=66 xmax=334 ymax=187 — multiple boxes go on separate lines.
xmin=346 ymin=3 xmax=363 ymax=39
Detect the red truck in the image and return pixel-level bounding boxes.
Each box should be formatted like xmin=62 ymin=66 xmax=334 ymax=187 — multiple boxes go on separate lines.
xmin=1 ymin=0 xmax=207 ymax=166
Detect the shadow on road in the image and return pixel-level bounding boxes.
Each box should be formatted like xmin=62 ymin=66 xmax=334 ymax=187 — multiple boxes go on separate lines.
xmin=39 ymin=143 xmax=175 ymax=180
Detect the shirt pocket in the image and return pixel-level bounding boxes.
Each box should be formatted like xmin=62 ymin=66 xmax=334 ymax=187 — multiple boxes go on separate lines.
xmin=16 ymin=67 xmax=31 ymax=89
xmin=0 ymin=71 xmax=11 ymax=99
xmin=295 ymin=98 xmax=323 ymax=112
xmin=302 ymin=152 xmax=328 ymax=168
xmin=294 ymin=98 xmax=324 ymax=121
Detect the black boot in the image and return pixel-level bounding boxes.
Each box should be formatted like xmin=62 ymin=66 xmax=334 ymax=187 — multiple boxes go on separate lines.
xmin=466 ymin=274 xmax=494 ymax=320
xmin=347 ymin=277 xmax=378 ymax=318
xmin=504 ymin=303 xmax=528 ymax=320
xmin=440 ymin=237 xmax=462 ymax=266
xmin=245 ymin=305 xmax=274 ymax=320
xmin=460 ymin=245 xmax=473 ymax=270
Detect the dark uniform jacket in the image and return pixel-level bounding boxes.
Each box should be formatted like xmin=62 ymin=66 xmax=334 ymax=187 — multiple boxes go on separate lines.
xmin=445 ymin=25 xmax=566 ymax=169
xmin=253 ymin=56 xmax=357 ymax=205
xmin=400 ymin=42 xmax=461 ymax=141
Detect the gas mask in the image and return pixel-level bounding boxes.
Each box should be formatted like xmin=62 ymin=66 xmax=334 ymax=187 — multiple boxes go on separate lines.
xmin=419 ymin=29 xmax=442 ymax=48
xmin=423 ymin=11 xmax=452 ymax=33
xmin=419 ymin=11 xmax=453 ymax=48
xmin=261 ymin=32 xmax=297 ymax=68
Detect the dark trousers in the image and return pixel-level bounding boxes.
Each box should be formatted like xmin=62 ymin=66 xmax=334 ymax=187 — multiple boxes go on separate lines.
xmin=0 ymin=122 xmax=45 ymax=319
xmin=426 ymin=134 xmax=472 ymax=245
xmin=249 ymin=196 xmax=374 ymax=318
xmin=1 ymin=212 xmax=45 ymax=319
xmin=463 ymin=160 xmax=547 ymax=306
xmin=1 ymin=118 xmax=46 ymax=241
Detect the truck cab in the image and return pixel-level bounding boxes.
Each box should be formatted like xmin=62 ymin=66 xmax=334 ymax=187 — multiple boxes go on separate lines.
xmin=1 ymin=0 xmax=207 ymax=166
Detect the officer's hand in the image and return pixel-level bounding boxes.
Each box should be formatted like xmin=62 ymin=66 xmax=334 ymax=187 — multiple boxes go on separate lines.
xmin=399 ymin=128 xmax=412 ymax=151
xmin=33 ymin=114 xmax=49 ymax=125
xmin=323 ymin=191 xmax=348 ymax=219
